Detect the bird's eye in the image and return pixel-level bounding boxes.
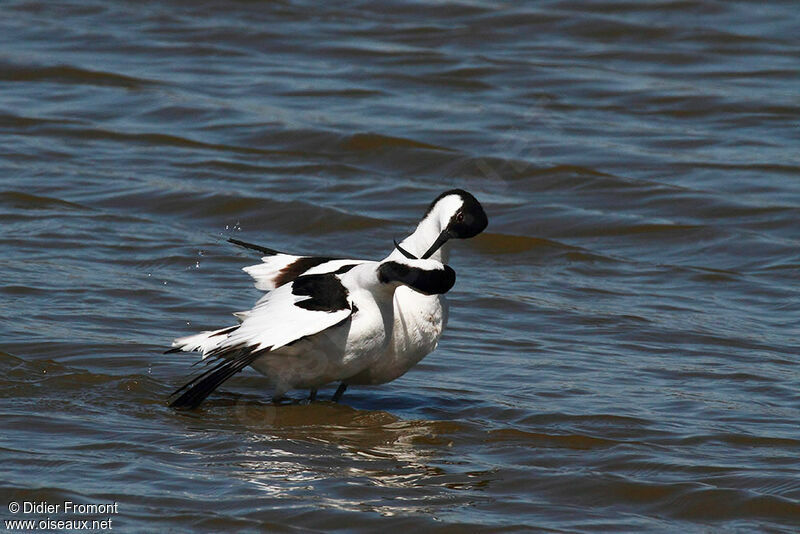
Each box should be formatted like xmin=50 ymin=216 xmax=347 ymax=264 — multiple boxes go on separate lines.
xmin=456 ymin=212 xmax=464 ymax=222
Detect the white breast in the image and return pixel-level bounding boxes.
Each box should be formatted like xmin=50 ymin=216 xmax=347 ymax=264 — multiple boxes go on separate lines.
xmin=345 ymin=286 xmax=448 ymax=385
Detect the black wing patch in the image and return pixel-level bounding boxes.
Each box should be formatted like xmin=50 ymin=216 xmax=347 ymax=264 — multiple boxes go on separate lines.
xmin=274 ymin=256 xmax=337 ymax=287
xmin=291 ymin=273 xmax=350 ymax=312
xmin=333 ymin=263 xmax=357 ymax=274
xmin=168 ymin=344 xmax=269 ymax=409
xmin=228 ymin=237 xmax=284 ymax=256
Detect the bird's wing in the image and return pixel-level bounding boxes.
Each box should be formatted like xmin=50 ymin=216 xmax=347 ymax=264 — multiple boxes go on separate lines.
xmin=169 ymin=346 xmax=268 ymax=409
xmin=167 ymin=325 xmax=238 ymax=356
xmin=230 ymin=236 xmax=364 ymax=290
xmin=169 ymin=273 xmax=355 ymax=409
xmin=226 ymin=275 xmax=354 ymax=352
xmin=243 ymin=255 xmax=363 ymax=291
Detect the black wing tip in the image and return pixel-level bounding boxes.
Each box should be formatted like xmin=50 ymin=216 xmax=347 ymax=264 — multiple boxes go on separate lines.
xmin=168 ymin=396 xmax=199 ymax=410
xmin=167 ymin=368 xmax=226 ymax=410
xmin=164 ymin=347 xmax=182 ymax=354
xmin=227 ymin=237 xmax=283 ymax=256
xmin=168 ymin=363 xmax=232 ymax=409
xmin=169 ymin=384 xmax=216 ymax=411
xmin=167 ymin=346 xmax=266 ymax=410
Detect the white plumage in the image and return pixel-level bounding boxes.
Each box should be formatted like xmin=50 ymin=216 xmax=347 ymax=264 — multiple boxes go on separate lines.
xmin=168 ymin=258 xmax=456 ymax=408
xmin=226 ymin=189 xmax=488 ymax=400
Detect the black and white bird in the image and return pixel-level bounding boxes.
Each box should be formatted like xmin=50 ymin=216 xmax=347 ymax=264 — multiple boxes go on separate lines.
xmin=168 ymin=258 xmax=455 ymax=409
xmin=226 ymin=189 xmax=488 ymax=401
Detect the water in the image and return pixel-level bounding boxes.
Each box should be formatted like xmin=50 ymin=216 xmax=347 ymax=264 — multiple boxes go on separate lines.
xmin=1 ymin=0 xmax=799 ymax=531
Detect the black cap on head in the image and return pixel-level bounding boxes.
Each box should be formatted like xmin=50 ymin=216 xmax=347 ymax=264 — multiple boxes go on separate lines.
xmin=378 ymin=261 xmax=456 ymax=295
xmin=450 ymin=192 xmax=488 ymax=239
xmin=425 ymin=189 xmax=488 ymax=239
xmin=418 ymin=189 xmax=488 ymax=259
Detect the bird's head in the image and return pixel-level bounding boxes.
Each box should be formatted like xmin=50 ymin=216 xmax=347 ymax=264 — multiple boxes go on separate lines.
xmin=395 ymin=189 xmax=488 ymax=260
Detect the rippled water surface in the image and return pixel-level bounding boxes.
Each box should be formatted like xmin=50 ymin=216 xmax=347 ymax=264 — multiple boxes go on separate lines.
xmin=2 ymin=0 xmax=799 ymax=531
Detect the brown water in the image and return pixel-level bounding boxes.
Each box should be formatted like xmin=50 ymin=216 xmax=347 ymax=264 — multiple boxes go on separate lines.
xmin=1 ymin=1 xmax=799 ymax=531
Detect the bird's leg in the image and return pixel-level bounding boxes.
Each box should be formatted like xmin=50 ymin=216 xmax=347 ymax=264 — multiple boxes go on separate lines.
xmin=332 ymin=383 xmax=347 ymax=402
xmin=308 ymin=389 xmax=317 ymax=402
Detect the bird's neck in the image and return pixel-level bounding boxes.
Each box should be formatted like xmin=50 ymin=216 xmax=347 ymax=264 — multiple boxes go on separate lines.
xmin=346 ymin=263 xmax=396 ymax=301
xmin=386 ymin=213 xmax=449 ymax=263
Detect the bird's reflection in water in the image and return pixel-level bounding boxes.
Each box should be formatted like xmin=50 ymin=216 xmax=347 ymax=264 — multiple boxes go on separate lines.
xmin=215 ymin=397 xmax=490 ymax=515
